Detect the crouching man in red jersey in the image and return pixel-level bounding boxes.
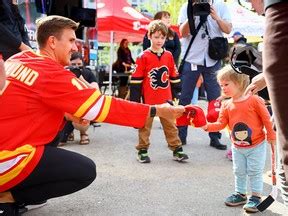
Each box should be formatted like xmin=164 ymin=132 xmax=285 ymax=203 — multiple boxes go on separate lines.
xmin=0 ymin=15 xmax=185 ymax=215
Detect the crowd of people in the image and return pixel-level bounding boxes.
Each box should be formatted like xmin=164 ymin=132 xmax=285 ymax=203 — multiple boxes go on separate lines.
xmin=0 ymin=0 xmax=287 ymax=215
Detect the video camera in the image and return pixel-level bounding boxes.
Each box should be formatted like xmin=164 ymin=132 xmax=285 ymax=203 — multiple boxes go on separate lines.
xmin=193 ymin=0 xmax=211 ymax=16
xmin=66 ymin=66 xmax=83 ymax=78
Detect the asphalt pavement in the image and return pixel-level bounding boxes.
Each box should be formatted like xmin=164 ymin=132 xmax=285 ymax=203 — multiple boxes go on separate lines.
xmin=25 ymin=102 xmax=287 ymax=216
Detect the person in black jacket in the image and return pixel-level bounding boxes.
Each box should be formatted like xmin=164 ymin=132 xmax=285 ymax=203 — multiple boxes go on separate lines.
xmin=143 ymin=11 xmax=181 ymax=66
xmin=59 ymin=52 xmax=98 ymax=146
xmin=0 ymin=0 xmax=31 ymax=60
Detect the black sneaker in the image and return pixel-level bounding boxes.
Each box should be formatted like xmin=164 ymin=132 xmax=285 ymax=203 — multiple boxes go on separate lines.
xmin=18 ymin=200 xmax=47 ymax=214
xmin=0 ymin=203 xmax=19 ymax=216
xmin=173 ymin=147 xmax=189 ymax=162
xmin=210 ymin=138 xmax=227 ymax=150
xmin=137 ymin=149 xmax=151 ymax=163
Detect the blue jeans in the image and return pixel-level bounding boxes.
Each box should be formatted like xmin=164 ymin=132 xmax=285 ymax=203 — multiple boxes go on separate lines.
xmin=232 ymin=142 xmax=267 ymax=195
xmin=178 ymin=61 xmax=221 ymax=143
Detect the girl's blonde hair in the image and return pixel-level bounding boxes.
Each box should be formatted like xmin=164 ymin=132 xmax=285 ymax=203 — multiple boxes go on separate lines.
xmin=217 ymin=65 xmax=250 ymax=94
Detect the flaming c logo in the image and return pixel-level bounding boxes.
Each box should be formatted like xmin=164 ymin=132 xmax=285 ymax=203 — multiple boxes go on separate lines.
xmin=148 ymin=66 xmax=169 ymax=90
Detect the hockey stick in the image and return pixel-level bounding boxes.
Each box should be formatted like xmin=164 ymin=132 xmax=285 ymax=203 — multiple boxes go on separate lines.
xmin=257 ymin=143 xmax=278 ymax=211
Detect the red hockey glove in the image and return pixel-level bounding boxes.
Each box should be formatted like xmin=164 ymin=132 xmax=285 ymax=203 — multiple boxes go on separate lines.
xmin=176 ymin=105 xmax=206 ymax=127
xmin=206 ymin=100 xmax=221 ymax=123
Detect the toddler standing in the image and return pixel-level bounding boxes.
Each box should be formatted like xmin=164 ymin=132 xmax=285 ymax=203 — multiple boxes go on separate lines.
xmin=202 ymin=65 xmax=276 ymax=213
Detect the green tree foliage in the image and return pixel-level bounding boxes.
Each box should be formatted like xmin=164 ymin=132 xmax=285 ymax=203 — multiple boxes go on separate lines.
xmin=138 ymin=0 xmax=187 ymax=24
xmin=162 ymin=0 xmax=187 ymax=24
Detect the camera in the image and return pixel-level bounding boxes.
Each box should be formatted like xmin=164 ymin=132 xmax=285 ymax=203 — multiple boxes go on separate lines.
xmin=193 ymin=0 xmax=211 ymax=16
xmin=66 ymin=66 xmax=82 ymax=78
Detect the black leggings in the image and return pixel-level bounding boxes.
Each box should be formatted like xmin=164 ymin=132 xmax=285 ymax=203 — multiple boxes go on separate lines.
xmin=10 ymin=146 xmax=96 ymax=205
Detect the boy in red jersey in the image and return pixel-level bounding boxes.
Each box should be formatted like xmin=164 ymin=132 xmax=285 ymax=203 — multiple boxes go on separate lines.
xmin=0 ymin=16 xmax=185 ymax=215
xmin=130 ymin=20 xmax=188 ymax=163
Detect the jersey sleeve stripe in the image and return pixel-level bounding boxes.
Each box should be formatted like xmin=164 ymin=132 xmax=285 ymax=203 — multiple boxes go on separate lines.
xmin=130 ymin=80 xmax=143 ymax=84
xmin=73 ymin=90 xmax=101 ymax=117
xmin=95 ymin=96 xmax=112 ymax=122
xmin=170 ymin=79 xmax=181 ymax=84
xmin=82 ymin=95 xmax=105 ymax=120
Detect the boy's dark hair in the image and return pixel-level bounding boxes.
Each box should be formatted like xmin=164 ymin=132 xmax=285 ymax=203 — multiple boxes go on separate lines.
xmin=153 ymin=11 xmax=170 ymax=20
xmin=36 ymin=15 xmax=78 ymax=48
xmin=153 ymin=11 xmax=175 ymax=38
xmin=147 ymin=20 xmax=168 ymax=38
xmin=71 ymin=52 xmax=83 ymax=61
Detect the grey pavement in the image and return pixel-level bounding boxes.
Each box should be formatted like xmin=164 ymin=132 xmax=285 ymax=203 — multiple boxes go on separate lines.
xmin=25 ymin=102 xmax=287 ymax=216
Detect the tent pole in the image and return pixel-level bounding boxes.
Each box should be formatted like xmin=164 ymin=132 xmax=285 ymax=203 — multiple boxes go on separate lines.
xmin=108 ymin=31 xmax=114 ymax=95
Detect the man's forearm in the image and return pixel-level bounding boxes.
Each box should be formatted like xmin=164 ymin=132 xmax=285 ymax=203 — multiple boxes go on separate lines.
xmin=179 ymin=20 xmax=191 ymax=38
xmin=215 ymin=19 xmax=232 ymax=34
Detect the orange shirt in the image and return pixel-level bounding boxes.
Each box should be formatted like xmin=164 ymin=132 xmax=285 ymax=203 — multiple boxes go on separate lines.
xmin=207 ymin=95 xmax=276 ymax=148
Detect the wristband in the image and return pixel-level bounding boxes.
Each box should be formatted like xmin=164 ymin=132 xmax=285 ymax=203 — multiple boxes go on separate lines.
xmin=150 ymin=106 xmax=156 ymax=117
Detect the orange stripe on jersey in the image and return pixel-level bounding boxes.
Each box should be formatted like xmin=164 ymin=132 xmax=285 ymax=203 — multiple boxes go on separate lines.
xmin=95 ymin=96 xmax=112 ymax=122
xmin=73 ymin=90 xmax=101 ymax=118
xmin=0 ymin=145 xmax=36 ymax=186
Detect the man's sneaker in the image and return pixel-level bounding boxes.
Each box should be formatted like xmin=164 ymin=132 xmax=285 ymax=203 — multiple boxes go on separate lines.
xmin=0 ymin=203 xmax=19 ymax=216
xmin=137 ymin=149 xmax=150 ymax=163
xmin=243 ymin=196 xmax=261 ymax=213
xmin=225 ymin=192 xmax=247 ymax=206
xmin=210 ymin=138 xmax=227 ymax=150
xmin=173 ymin=147 xmax=189 ymax=162
xmin=18 ymin=200 xmax=47 ymax=214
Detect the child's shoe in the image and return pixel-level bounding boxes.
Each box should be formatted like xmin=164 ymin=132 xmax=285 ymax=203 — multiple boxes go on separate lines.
xmin=243 ymin=196 xmax=261 ymax=213
xmin=226 ymin=149 xmax=232 ymax=161
xmin=173 ymin=147 xmax=189 ymax=162
xmin=225 ymin=192 xmax=247 ymax=206
xmin=137 ymin=149 xmax=150 ymax=163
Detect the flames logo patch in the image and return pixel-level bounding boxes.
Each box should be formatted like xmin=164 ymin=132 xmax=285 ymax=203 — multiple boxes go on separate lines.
xmin=148 ymin=66 xmax=169 ymax=90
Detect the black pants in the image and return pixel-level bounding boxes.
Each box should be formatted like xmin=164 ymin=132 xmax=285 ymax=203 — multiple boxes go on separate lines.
xmin=59 ymin=121 xmax=74 ymax=143
xmin=10 ymin=146 xmax=96 ymax=205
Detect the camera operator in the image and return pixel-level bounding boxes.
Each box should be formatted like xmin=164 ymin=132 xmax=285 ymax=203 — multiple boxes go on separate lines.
xmin=59 ymin=52 xmax=98 ymax=146
xmin=177 ymin=0 xmax=232 ymax=149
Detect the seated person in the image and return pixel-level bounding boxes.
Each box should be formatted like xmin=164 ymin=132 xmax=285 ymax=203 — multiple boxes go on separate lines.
xmin=113 ymin=39 xmax=135 ymax=99
xmin=59 ymin=52 xmax=98 ymax=145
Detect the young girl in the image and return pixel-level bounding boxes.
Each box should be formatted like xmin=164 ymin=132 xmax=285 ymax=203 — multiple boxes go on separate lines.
xmin=202 ymin=65 xmax=276 ymax=213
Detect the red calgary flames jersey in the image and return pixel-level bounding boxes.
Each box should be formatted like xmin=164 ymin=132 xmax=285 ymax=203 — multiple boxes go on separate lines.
xmin=0 ymin=51 xmax=149 ymax=192
xmin=130 ymin=50 xmax=180 ymax=105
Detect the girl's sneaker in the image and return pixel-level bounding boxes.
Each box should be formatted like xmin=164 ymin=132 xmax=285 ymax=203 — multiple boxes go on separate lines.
xmin=243 ymin=196 xmax=261 ymax=213
xmin=225 ymin=192 xmax=247 ymax=206
xmin=226 ymin=149 xmax=232 ymax=161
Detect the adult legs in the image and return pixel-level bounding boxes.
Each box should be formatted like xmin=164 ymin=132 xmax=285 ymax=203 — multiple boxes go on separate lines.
xmin=201 ymin=62 xmax=226 ymax=150
xmin=59 ymin=121 xmax=74 ymax=144
xmin=10 ymin=146 xmax=96 ymax=205
xmin=264 ymin=3 xmax=288 ymax=206
xmin=178 ymin=61 xmax=200 ymax=145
